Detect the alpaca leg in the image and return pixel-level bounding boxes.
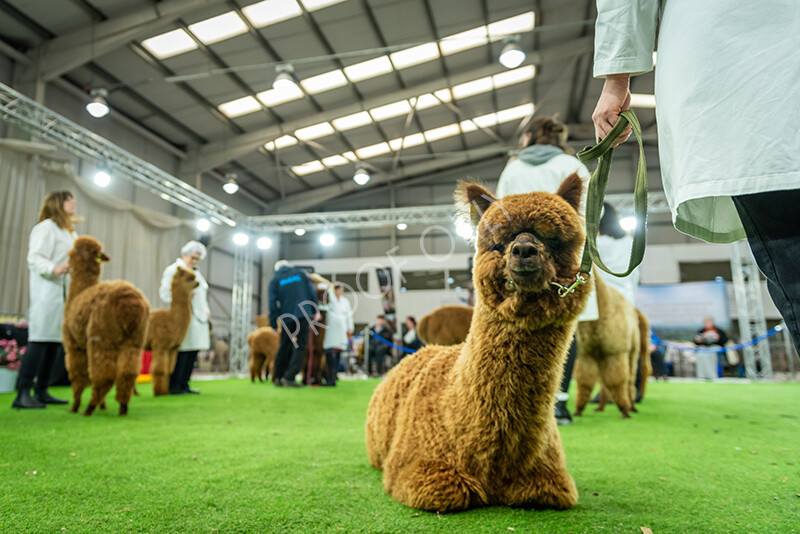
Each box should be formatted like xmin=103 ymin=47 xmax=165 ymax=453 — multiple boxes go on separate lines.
xmin=385 ymin=459 xmax=487 ymax=512
xmin=595 ymin=387 xmax=608 ymax=412
xmin=259 ymin=356 xmax=268 ymax=382
xmin=628 ymin=349 xmax=639 ymax=413
xmin=115 ymin=347 xmax=142 ymax=415
xmin=84 ymin=378 xmax=114 ymax=416
xmin=84 ymin=346 xmax=117 ymax=416
xmin=150 ymin=348 xmax=171 ymax=396
xmin=505 ymin=434 xmax=578 ymax=510
xmin=63 ymin=334 xmax=88 ymax=414
xmin=599 ymin=355 xmax=632 ymax=418
xmin=572 ymin=356 xmax=596 ymax=417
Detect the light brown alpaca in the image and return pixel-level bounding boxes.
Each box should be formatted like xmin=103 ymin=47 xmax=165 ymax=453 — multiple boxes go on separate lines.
xmin=63 ymin=237 xmax=150 ymax=416
xmin=366 ymin=176 xmax=591 ymax=512
xmin=146 ymin=267 xmax=198 ymax=396
xmin=417 ymin=305 xmax=474 ymax=346
xmin=248 ymin=327 xmax=279 ymax=382
xmin=574 ymin=272 xmax=651 ymax=418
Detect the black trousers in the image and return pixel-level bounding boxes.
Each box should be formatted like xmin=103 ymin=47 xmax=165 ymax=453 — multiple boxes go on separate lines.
xmin=733 ymin=190 xmax=800 ymax=353
xmin=559 ymin=335 xmax=578 ymax=394
xmin=17 ymin=341 xmax=61 ymax=393
xmin=324 ymin=348 xmax=341 ymax=386
xmin=274 ymin=319 xmax=310 ymax=382
xmin=169 ymin=350 xmax=198 ymax=392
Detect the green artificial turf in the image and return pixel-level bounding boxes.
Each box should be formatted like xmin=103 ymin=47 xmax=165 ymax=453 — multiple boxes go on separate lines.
xmin=0 ymin=378 xmax=798 ymax=533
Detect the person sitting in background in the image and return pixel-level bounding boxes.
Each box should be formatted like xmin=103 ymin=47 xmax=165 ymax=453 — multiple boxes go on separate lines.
xmin=402 ymin=316 xmax=423 ymax=355
xmin=369 ymin=315 xmax=394 ymax=376
xmin=694 ymin=316 xmax=729 ymax=380
xmin=321 ymin=282 xmax=353 ymax=387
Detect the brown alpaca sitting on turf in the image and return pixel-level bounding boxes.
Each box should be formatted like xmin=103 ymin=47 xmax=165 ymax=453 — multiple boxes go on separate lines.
xmin=63 ymin=236 xmax=150 ymax=416
xmin=417 ymin=305 xmax=473 ymax=346
xmin=366 ymin=176 xmax=591 ymax=512
xmin=248 ymin=326 xmax=279 ymax=382
xmin=574 ymin=274 xmax=651 ymax=418
xmin=146 ymin=267 xmax=198 ymax=396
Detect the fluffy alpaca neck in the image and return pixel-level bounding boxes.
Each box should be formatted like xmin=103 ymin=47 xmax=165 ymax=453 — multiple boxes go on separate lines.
xmin=168 ymin=288 xmax=193 ymax=321
xmin=67 ymin=269 xmax=99 ymax=304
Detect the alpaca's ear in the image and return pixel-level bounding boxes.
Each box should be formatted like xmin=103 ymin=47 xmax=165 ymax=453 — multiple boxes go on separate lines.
xmin=455 ymin=181 xmax=496 ymax=227
xmin=556 ymin=173 xmax=582 ymax=212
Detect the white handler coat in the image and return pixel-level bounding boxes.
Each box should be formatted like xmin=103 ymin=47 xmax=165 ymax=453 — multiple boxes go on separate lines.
xmin=159 ymin=258 xmax=210 ymax=352
xmin=594 ymin=0 xmax=800 ymax=243
xmin=321 ymin=286 xmax=354 ymax=351
xmin=27 ymin=219 xmax=78 ymax=342
xmin=497 ymin=149 xmax=599 ymax=321
xmin=596 ymin=235 xmax=640 ymax=306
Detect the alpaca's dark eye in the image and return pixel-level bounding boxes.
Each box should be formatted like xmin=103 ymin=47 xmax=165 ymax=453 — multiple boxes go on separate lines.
xmin=489 ymin=243 xmax=505 ymax=254
xmin=546 ymin=238 xmax=562 ymax=250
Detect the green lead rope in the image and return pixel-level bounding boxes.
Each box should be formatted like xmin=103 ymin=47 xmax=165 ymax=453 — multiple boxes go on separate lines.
xmin=552 ymin=110 xmax=648 ymax=297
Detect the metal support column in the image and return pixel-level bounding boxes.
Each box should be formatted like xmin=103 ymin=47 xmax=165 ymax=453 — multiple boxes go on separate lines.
xmin=730 ymin=240 xmax=773 ymax=379
xmin=230 ymin=242 xmax=253 ymax=376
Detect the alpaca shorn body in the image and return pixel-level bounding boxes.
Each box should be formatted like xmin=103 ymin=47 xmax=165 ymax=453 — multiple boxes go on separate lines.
xmin=366 ymin=176 xmax=591 ymax=512
xmin=63 ymin=237 xmax=150 ymax=416
xmin=147 ymin=267 xmax=198 ymax=396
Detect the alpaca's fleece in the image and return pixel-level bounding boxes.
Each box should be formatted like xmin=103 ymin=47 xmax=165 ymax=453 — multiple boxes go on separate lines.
xmin=146 ymin=267 xmax=198 ymax=396
xmin=248 ymin=327 xmax=279 ymax=382
xmin=574 ymin=274 xmax=651 ymax=418
xmin=63 ymin=236 xmax=150 ymax=416
xmin=301 ymin=273 xmax=330 ymax=384
xmin=417 ymin=305 xmax=473 ymax=346
xmin=366 ymin=175 xmax=592 ymax=512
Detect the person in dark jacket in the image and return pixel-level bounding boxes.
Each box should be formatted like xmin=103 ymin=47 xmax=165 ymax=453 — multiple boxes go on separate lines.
xmin=268 ymin=260 xmax=319 ymax=387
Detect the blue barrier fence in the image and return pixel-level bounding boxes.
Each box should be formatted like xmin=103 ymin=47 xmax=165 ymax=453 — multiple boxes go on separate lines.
xmin=650 ymin=325 xmax=783 ymax=354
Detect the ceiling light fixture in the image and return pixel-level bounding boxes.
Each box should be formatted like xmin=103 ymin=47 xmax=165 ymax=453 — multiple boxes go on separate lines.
xmin=353 ymin=165 xmax=370 ymax=186
xmin=499 ymin=36 xmax=526 ymax=69
xmin=396 ymin=222 xmax=408 ymax=231
xmin=222 ymin=173 xmax=239 ymax=194
xmin=86 ymin=88 xmax=110 ymax=118
xmin=233 ymin=232 xmax=249 ymax=246
xmin=273 ymin=64 xmax=299 ymax=91
xmin=319 ymin=232 xmax=336 ymax=247
xmin=256 ymin=237 xmax=272 ymax=249
xmin=196 ymin=218 xmax=211 ymax=232
xmin=294 ymin=228 xmax=306 ymax=236
xmin=93 ymin=167 xmax=111 ymax=187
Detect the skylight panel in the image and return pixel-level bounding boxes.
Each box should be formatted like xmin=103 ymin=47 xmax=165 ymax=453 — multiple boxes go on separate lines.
xmin=388 ymin=133 xmax=425 ymax=151
xmin=473 ymin=112 xmax=498 ymax=128
xmin=369 ymin=100 xmax=412 ymax=121
xmin=355 ymin=142 xmax=391 ymax=159
xmin=264 ymin=135 xmax=299 ymax=151
xmin=188 ymin=12 xmax=248 ymax=45
xmin=242 ymin=0 xmax=303 ymax=27
xmin=459 ymin=120 xmax=478 ymax=133
xmin=142 ymin=29 xmax=198 ymax=59
xmin=423 ymin=123 xmax=461 ymax=142
xmin=413 ymin=89 xmax=452 ymax=110
xmin=439 ymin=27 xmax=488 ymax=55
xmin=342 ymin=151 xmax=358 ymax=161
xmin=343 ymin=56 xmax=394 ymax=82
xmin=301 ymin=70 xmax=348 ymax=94
xmin=630 ymin=94 xmax=656 ymax=108
xmin=292 ymin=161 xmax=325 ymax=176
xmin=295 ymin=122 xmax=335 ymax=141
xmin=218 ymin=96 xmax=261 ymax=118
xmin=487 ymin=12 xmax=535 ymax=39
xmin=322 ymin=155 xmax=350 ymax=167
xmin=496 ymin=103 xmax=534 ymax=123
xmin=451 ymin=77 xmax=493 ymax=99
xmin=300 ymin=0 xmax=346 ymax=9
xmin=493 ymin=65 xmax=535 ymax=88
xmin=332 ymin=111 xmax=373 ymax=131
xmin=257 ymin=84 xmax=304 ymax=107
xmin=390 ymin=43 xmax=440 ymax=69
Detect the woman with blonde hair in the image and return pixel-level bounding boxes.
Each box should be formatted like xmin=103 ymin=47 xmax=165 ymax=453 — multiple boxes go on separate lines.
xmin=13 ymin=191 xmax=79 ymax=409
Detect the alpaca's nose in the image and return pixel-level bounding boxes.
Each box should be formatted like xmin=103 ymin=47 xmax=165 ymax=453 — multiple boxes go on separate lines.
xmin=511 ymin=240 xmax=538 ymax=259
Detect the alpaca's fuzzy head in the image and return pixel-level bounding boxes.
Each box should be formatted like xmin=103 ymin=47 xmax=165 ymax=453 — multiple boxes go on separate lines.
xmin=172 ymin=266 xmax=200 ymax=297
xmin=68 ymin=236 xmax=110 ymax=277
xmin=455 ymin=174 xmax=591 ymax=326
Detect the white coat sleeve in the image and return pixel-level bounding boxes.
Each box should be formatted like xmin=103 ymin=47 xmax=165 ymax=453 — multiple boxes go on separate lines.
xmin=27 ymin=222 xmax=57 ymax=276
xmin=593 ymin=0 xmax=659 ymax=77
xmin=159 ymin=263 xmax=177 ymax=304
xmin=346 ymin=299 xmax=354 ymax=333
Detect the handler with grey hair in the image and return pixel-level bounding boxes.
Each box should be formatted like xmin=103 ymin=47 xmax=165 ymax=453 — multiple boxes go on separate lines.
xmin=268 ymin=260 xmax=318 ymax=387
xmin=159 ymin=240 xmax=210 ymax=394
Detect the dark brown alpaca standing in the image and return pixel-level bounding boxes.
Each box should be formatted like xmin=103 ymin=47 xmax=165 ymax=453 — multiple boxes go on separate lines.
xmin=366 ymin=176 xmax=591 ymax=512
xmin=248 ymin=326 xmax=279 ymax=382
xmin=146 ymin=267 xmax=198 ymax=396
xmin=300 ymin=273 xmax=328 ymax=385
xmin=63 ymin=237 xmax=150 ymax=416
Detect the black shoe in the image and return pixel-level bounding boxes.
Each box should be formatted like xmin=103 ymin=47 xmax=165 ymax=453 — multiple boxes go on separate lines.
xmin=12 ymin=390 xmax=46 ymax=409
xmin=186 ymin=388 xmax=200 ymax=394
xmin=35 ymin=391 xmax=68 ymax=405
xmin=555 ymin=400 xmax=573 ymax=426
xmin=169 ymin=389 xmax=186 ymax=395
xmin=280 ymin=378 xmax=302 ymax=388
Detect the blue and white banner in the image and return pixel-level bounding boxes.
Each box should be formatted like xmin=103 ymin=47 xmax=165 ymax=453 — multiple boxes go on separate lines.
xmin=636 ymin=280 xmax=731 ymax=341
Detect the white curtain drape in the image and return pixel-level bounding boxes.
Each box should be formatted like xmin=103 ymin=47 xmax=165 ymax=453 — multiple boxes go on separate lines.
xmin=0 ymin=146 xmax=193 ymax=317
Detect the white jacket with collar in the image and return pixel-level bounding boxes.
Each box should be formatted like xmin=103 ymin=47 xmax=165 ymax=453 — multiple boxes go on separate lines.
xmin=321 ymin=286 xmax=354 ymax=351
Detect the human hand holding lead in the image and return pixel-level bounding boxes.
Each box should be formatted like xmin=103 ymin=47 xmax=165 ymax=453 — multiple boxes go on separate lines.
xmin=592 ymin=73 xmax=633 ymax=147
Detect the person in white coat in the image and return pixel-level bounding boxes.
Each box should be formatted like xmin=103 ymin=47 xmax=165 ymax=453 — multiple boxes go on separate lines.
xmin=159 ymin=241 xmax=210 ymax=395
xmin=596 ymin=203 xmax=640 ymax=306
xmin=496 ymin=116 xmax=596 ymax=426
xmin=13 ymin=191 xmax=78 ymax=409
xmin=592 ymin=0 xmax=800 ymax=351
xmin=321 ymin=282 xmax=354 ymax=386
